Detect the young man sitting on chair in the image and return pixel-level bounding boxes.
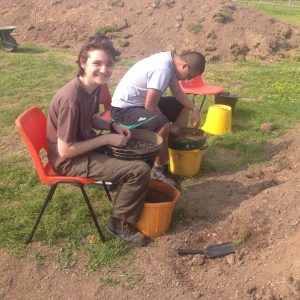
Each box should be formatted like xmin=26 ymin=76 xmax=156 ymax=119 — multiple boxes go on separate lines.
xmin=47 ymin=35 xmax=151 ymax=247
xmin=111 ymin=51 xmax=206 ymax=185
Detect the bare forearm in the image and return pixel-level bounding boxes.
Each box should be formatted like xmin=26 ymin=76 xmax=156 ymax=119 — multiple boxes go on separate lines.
xmin=169 ymin=79 xmax=196 ymax=110
xmin=58 ymin=125 xmax=131 ymax=158
xmin=145 ymin=88 xmax=162 ymax=112
xmin=57 ymin=135 xmax=111 ymax=158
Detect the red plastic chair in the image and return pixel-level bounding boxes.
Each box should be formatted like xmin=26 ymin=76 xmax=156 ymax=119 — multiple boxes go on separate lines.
xmin=15 ymin=106 xmax=112 ymax=244
xmin=99 ymin=83 xmax=112 ymax=122
xmin=179 ymin=75 xmax=224 ymax=112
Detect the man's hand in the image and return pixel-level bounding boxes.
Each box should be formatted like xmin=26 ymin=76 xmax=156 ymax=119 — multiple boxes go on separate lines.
xmin=191 ymin=109 xmax=201 ymax=128
xmin=111 ymin=122 xmax=131 ymax=139
xmin=106 ymin=133 xmax=130 ymax=148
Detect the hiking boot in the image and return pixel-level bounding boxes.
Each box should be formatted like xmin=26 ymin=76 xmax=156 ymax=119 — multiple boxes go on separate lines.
xmin=151 ymin=165 xmax=175 ymax=186
xmin=106 ymin=216 xmax=150 ymax=247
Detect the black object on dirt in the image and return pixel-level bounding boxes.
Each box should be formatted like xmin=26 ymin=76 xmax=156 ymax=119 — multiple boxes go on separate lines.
xmin=177 ymin=242 xmax=235 ymax=258
xmin=214 ymin=92 xmax=240 ymax=114
xmin=0 ymin=26 xmax=18 ymax=52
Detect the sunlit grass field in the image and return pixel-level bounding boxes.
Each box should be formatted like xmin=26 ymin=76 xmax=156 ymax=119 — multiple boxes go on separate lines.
xmin=235 ymin=0 xmax=300 ymax=25
xmin=0 ymin=30 xmax=299 ymax=270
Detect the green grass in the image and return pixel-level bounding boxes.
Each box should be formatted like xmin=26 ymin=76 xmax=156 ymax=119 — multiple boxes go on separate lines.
xmin=236 ymin=1 xmax=300 ymax=25
xmin=0 ymin=44 xmax=133 ymax=268
xmin=196 ymin=60 xmax=300 ymax=172
xmin=95 ymin=24 xmax=119 ymax=35
xmin=187 ymin=22 xmax=203 ymax=34
xmin=0 ymin=42 xmax=300 ymax=269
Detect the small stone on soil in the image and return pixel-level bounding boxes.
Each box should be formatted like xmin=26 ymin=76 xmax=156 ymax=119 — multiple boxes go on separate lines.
xmin=260 ymin=122 xmax=274 ymax=132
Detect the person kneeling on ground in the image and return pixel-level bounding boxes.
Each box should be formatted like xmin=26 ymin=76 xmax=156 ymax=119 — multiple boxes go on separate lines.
xmin=47 ymin=35 xmax=151 ymax=247
xmin=111 ymin=51 xmax=206 ymax=185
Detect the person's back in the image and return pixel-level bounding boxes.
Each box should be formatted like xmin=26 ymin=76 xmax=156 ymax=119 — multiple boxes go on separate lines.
xmin=111 ymin=51 xmax=206 ymax=185
xmin=112 ymin=52 xmax=175 ymax=108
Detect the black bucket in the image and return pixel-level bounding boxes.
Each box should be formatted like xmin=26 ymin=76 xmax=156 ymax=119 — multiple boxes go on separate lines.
xmin=214 ymin=92 xmax=240 ymax=114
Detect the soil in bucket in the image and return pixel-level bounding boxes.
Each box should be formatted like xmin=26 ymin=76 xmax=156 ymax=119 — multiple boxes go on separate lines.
xmin=121 ymin=138 xmax=156 ymax=151
xmin=104 ymin=129 xmax=162 ymax=167
xmin=145 ymin=188 xmax=172 ymax=203
xmin=169 ymin=128 xmax=206 ymax=151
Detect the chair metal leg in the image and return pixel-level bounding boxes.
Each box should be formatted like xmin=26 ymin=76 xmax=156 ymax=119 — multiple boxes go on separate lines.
xmin=199 ymin=95 xmax=207 ymax=112
xmin=78 ymin=184 xmax=105 ymax=242
xmin=192 ymin=94 xmax=196 ymax=104
xmin=25 ymin=183 xmax=58 ymax=244
xmin=102 ymin=181 xmax=112 ymax=202
xmin=26 ymin=181 xmax=105 ymax=244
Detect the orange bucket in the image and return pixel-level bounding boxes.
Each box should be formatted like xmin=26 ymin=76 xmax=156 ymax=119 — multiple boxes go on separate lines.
xmin=136 ymin=179 xmax=181 ymax=238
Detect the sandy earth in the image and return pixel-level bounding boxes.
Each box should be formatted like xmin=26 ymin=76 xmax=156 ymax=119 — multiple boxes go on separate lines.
xmin=1 ymin=0 xmax=300 ymax=299
xmin=1 ymin=125 xmax=300 ymax=299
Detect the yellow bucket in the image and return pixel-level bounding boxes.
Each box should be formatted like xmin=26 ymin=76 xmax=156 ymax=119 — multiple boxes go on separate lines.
xmin=202 ymin=104 xmax=232 ymax=135
xmin=168 ymin=148 xmax=204 ymax=176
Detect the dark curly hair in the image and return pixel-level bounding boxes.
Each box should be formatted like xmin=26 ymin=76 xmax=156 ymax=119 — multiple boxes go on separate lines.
xmin=76 ymin=35 xmax=120 ymax=76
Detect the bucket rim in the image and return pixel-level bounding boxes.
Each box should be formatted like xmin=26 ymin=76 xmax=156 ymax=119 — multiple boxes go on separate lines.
xmin=169 ymin=127 xmax=207 ymax=150
xmin=143 ymin=179 xmax=180 ymax=207
xmin=217 ymin=92 xmax=240 ymax=99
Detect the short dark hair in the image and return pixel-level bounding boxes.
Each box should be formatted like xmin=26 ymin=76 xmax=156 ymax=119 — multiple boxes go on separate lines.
xmin=76 ymin=35 xmax=121 ymax=76
xmin=180 ymin=51 xmax=206 ymax=76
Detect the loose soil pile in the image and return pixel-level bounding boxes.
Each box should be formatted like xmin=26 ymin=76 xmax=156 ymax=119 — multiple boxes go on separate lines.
xmin=1 ymin=0 xmax=300 ymax=61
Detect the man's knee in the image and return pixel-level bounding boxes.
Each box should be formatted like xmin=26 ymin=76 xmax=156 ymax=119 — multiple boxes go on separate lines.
xmin=155 ymin=114 xmax=169 ymax=132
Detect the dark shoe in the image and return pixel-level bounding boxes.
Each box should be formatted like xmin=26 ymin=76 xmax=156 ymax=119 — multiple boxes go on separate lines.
xmin=106 ymin=217 xmax=150 ymax=247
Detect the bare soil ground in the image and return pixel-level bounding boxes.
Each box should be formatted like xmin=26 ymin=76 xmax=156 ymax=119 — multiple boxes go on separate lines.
xmin=1 ymin=124 xmax=300 ymax=299
xmin=1 ymin=0 xmax=300 ymax=61
xmin=1 ymin=1 xmax=300 ymax=299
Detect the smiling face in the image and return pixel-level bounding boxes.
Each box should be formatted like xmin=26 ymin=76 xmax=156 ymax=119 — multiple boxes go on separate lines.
xmin=80 ymin=49 xmax=114 ymax=90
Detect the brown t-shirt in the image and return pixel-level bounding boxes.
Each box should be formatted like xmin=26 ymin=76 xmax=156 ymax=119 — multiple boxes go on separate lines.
xmin=47 ymin=76 xmax=100 ymax=174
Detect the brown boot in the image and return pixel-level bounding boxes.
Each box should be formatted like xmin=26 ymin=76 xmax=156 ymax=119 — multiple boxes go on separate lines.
xmin=107 ymin=216 xmax=150 ymax=247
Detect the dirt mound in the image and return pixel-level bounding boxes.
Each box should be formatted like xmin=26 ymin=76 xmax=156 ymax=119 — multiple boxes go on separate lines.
xmin=1 ymin=0 xmax=300 ymax=61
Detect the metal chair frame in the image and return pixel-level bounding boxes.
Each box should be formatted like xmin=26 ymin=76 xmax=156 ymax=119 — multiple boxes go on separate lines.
xmin=15 ymin=106 xmax=113 ymax=244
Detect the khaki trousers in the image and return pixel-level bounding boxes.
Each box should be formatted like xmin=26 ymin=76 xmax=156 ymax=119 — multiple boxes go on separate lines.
xmin=67 ymin=151 xmax=151 ymax=223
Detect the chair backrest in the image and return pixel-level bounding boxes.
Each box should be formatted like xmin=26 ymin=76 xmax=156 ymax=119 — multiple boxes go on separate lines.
xmin=99 ymin=83 xmax=112 ymax=122
xmin=179 ymin=75 xmax=205 ymax=93
xmin=15 ymin=106 xmax=52 ymax=183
